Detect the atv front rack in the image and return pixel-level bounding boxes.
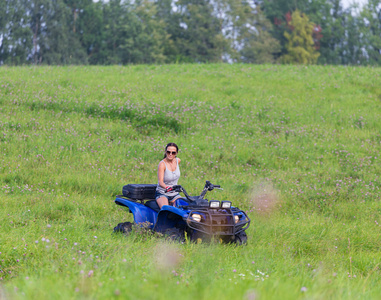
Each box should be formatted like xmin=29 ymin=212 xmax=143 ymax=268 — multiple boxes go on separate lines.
xmin=185 ymin=207 xmax=250 ymax=236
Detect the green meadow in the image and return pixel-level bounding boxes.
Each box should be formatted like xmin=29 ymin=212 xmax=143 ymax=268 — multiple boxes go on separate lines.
xmin=0 ymin=64 xmax=380 ymax=299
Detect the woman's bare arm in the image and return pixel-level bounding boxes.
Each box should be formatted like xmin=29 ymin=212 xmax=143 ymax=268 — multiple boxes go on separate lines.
xmin=157 ymin=161 xmax=167 ymax=189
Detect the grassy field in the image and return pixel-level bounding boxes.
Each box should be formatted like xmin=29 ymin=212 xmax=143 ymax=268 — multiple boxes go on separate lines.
xmin=0 ymin=64 xmax=380 ymax=299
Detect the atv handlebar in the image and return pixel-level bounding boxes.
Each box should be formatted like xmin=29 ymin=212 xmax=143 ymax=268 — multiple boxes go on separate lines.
xmin=171 ymin=185 xmax=181 ymax=191
xmin=171 ymin=181 xmax=222 ymax=202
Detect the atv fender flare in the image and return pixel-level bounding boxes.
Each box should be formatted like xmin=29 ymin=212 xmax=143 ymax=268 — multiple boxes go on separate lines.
xmin=154 ymin=205 xmax=188 ymax=233
xmin=115 ymin=197 xmax=157 ymax=228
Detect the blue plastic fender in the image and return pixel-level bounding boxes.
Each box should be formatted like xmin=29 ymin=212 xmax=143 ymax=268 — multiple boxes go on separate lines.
xmin=160 ymin=205 xmax=188 ymax=218
xmin=154 ymin=205 xmax=189 ymax=233
xmin=115 ymin=197 xmax=158 ymax=228
xmin=173 ymin=198 xmax=190 ymax=207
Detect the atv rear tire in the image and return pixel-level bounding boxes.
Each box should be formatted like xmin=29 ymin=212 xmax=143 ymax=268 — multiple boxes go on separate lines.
xmin=164 ymin=228 xmax=185 ymax=243
xmin=114 ymin=222 xmax=133 ymax=234
xmin=233 ymin=231 xmax=248 ymax=245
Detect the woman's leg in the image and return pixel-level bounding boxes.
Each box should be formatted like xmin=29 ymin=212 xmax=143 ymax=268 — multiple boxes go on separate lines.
xmin=169 ymin=195 xmax=181 ymax=206
xmin=156 ymin=196 xmax=169 ymax=209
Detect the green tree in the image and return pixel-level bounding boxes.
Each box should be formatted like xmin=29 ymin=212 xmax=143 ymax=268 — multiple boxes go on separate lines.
xmin=225 ymin=2 xmax=280 ymax=63
xmin=28 ymin=0 xmax=50 ymax=64
xmin=0 ymin=0 xmax=32 ymax=65
xmin=64 ymin=0 xmax=103 ymax=64
xmin=281 ymin=10 xmax=320 ymax=64
xmin=101 ymin=0 xmax=167 ymax=64
xmin=261 ymin=0 xmax=326 ymax=58
xmin=173 ymin=0 xmax=227 ymax=63
xmin=261 ymin=0 xmax=360 ymax=65
xmin=27 ymin=0 xmax=87 ymax=64
xmin=154 ymin=0 xmax=181 ymax=62
xmin=341 ymin=12 xmax=365 ymax=65
xmin=358 ymin=0 xmax=381 ymax=65
xmin=99 ymin=0 xmax=125 ymax=64
xmin=132 ymin=0 xmax=168 ymax=64
xmin=43 ymin=0 xmax=87 ymax=64
xmin=316 ymin=0 xmax=346 ymax=64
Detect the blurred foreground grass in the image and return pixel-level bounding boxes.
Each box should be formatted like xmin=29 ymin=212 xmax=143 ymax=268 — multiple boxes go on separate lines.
xmin=0 ymin=64 xmax=381 ymax=299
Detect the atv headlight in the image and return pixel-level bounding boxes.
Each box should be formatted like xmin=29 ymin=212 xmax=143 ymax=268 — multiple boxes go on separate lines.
xmin=221 ymin=201 xmax=232 ymax=209
xmin=192 ymin=213 xmax=202 ymax=222
xmin=234 ymin=215 xmax=240 ymax=224
xmin=209 ymin=201 xmax=220 ymax=208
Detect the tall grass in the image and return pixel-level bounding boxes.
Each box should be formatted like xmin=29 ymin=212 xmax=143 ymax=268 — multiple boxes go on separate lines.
xmin=0 ymin=64 xmax=380 ymax=299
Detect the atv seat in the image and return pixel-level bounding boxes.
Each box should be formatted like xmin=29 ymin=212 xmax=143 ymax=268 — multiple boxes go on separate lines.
xmin=144 ymin=198 xmax=190 ymax=212
xmin=144 ymin=200 xmax=160 ymax=212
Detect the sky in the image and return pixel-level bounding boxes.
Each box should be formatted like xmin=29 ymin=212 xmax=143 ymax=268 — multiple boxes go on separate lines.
xmin=95 ymin=0 xmax=371 ymax=11
xmin=342 ymin=0 xmax=368 ymax=9
xmin=96 ymin=0 xmax=370 ymax=9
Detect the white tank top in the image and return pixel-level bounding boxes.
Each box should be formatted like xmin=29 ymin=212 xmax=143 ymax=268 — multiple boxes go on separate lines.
xmin=156 ymin=158 xmax=180 ymax=196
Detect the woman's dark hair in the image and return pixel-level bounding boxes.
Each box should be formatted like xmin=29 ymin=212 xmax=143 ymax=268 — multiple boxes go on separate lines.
xmin=163 ymin=142 xmax=179 ymax=159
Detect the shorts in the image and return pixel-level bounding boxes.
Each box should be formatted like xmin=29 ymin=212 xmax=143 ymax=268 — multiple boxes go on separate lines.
xmin=155 ymin=190 xmax=180 ymax=202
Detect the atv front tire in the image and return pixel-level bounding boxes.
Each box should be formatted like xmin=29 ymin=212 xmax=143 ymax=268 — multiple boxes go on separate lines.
xmin=164 ymin=228 xmax=185 ymax=243
xmin=233 ymin=231 xmax=248 ymax=245
xmin=189 ymin=230 xmax=210 ymax=244
xmin=114 ymin=222 xmax=133 ymax=234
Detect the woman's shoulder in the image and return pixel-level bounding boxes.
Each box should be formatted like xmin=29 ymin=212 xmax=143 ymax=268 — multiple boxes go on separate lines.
xmin=177 ymin=157 xmax=181 ymax=164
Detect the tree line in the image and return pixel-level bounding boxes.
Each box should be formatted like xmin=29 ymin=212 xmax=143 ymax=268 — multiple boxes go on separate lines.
xmin=0 ymin=0 xmax=380 ymax=65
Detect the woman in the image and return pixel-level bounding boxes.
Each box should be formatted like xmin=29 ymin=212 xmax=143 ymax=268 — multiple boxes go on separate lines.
xmin=156 ymin=143 xmax=181 ymax=209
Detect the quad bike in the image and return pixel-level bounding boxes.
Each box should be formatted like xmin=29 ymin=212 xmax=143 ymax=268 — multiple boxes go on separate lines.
xmin=113 ymin=181 xmax=250 ymax=244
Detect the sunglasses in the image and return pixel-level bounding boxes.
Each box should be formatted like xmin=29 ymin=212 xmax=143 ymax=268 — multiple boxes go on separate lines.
xmin=166 ymin=151 xmax=177 ymax=155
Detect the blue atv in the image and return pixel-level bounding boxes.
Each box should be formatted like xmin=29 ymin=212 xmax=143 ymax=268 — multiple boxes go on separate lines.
xmin=113 ymin=181 xmax=250 ymax=244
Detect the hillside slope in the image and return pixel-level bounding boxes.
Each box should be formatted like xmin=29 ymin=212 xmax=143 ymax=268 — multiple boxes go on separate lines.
xmin=1 ymin=65 xmax=380 ymax=299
